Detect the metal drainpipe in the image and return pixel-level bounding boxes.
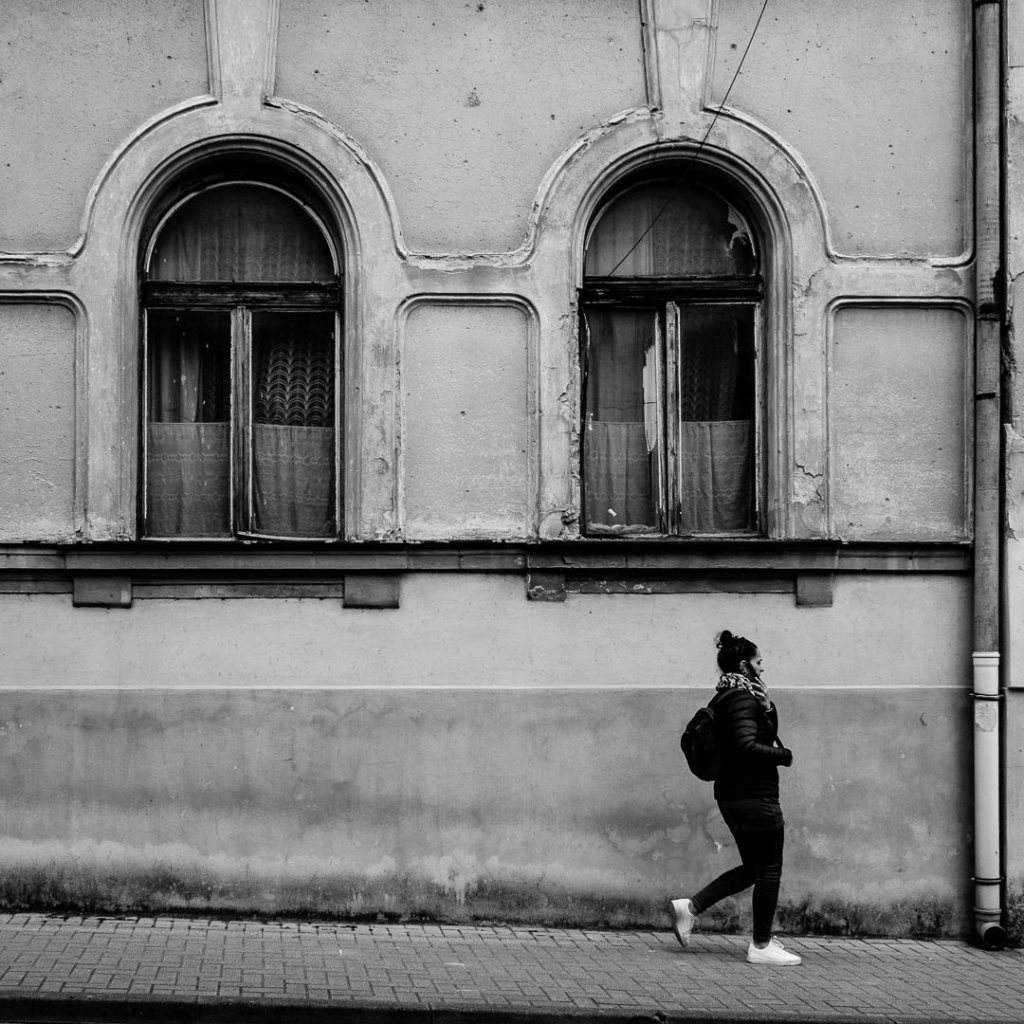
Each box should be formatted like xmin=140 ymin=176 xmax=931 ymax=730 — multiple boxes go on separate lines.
xmin=972 ymin=0 xmax=1007 ymax=950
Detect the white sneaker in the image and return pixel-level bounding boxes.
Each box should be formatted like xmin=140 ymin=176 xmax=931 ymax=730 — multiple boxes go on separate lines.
xmin=746 ymin=939 xmax=801 ymax=965
xmin=668 ymin=898 xmax=697 ymax=947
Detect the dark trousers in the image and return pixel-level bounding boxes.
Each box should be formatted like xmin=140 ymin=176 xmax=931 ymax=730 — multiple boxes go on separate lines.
xmin=688 ymin=803 xmax=785 ymax=944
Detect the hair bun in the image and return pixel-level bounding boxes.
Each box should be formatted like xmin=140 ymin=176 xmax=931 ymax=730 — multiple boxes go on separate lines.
xmin=716 ymin=629 xmax=735 ymax=649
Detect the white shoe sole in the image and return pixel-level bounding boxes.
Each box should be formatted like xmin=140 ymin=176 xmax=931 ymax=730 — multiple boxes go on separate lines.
xmin=746 ymin=948 xmax=802 ymax=965
xmin=668 ymin=900 xmax=695 ymax=947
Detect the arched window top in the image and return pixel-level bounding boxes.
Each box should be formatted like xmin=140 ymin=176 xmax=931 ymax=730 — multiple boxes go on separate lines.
xmin=584 ymin=180 xmax=757 ymax=279
xmin=147 ymin=183 xmax=337 ymax=284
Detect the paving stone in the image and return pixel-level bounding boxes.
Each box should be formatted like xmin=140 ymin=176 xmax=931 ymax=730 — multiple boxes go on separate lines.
xmin=0 ymin=914 xmax=1021 ymax=1022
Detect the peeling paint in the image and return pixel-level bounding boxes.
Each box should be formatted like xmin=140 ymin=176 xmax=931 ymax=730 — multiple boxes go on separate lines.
xmin=793 ymin=463 xmax=824 ymax=507
xmin=0 ymin=253 xmax=75 ymax=268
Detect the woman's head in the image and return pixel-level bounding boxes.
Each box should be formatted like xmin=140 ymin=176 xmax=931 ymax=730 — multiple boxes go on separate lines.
xmin=716 ymin=630 xmax=762 ymax=679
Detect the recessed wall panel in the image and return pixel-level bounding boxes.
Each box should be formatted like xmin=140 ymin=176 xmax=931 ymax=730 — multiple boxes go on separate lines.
xmin=402 ymin=303 xmax=531 ymax=540
xmin=0 ymin=303 xmax=76 ymax=540
xmin=830 ymin=306 xmax=967 ymax=540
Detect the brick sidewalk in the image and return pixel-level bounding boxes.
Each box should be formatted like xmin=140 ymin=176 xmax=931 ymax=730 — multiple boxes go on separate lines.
xmin=0 ymin=913 xmax=1020 ymax=1023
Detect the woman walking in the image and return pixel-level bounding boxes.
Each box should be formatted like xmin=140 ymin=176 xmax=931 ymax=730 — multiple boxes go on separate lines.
xmin=669 ymin=630 xmax=800 ymax=966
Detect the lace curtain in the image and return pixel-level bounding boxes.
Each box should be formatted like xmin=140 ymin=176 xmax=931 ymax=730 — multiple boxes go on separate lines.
xmin=252 ymin=425 xmax=334 ymax=537
xmin=148 ymin=184 xmax=335 ymax=283
xmin=678 ymin=421 xmax=752 ymax=533
xmin=251 ymin=312 xmax=335 ymax=537
xmin=584 ymin=182 xmax=756 ymax=279
xmin=147 ymin=422 xmax=231 ymax=537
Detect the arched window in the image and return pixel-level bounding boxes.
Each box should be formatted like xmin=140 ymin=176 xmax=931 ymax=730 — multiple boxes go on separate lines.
xmin=580 ymin=172 xmax=762 ymax=536
xmin=141 ymin=180 xmax=342 ymax=539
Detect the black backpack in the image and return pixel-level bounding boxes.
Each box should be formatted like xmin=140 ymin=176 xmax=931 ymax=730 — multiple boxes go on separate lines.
xmin=680 ymin=691 xmax=727 ymax=781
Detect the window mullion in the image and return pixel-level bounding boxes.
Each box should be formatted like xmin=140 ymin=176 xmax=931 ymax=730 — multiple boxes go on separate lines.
xmin=141 ymin=311 xmax=150 ymax=534
xmin=232 ymin=307 xmax=250 ymax=538
xmin=663 ymin=302 xmax=680 ymax=535
xmin=753 ymin=306 xmax=763 ymax=533
xmin=334 ymin=309 xmax=344 ymax=537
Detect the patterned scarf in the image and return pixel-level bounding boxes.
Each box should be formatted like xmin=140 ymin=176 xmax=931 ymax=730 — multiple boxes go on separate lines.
xmin=716 ymin=671 xmax=772 ymax=711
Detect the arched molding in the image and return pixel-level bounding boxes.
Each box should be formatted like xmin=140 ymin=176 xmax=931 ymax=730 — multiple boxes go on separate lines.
xmin=528 ymin=107 xmax=833 ymax=539
xmin=73 ymin=101 xmax=405 ymax=540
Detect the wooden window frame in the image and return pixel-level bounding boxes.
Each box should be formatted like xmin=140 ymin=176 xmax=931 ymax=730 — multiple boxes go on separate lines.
xmin=139 ymin=180 xmax=345 ymax=542
xmin=579 ymin=275 xmax=766 ymax=538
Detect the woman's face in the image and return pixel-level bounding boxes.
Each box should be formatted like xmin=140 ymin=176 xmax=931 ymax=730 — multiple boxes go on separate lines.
xmin=744 ymin=650 xmax=764 ymax=680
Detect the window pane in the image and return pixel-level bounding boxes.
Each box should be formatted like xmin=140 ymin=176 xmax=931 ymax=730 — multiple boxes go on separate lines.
xmin=582 ymin=307 xmax=659 ymax=533
xmin=677 ymin=305 xmax=755 ymax=533
xmin=149 ymin=184 xmax=335 ymax=283
xmin=585 ymin=183 xmax=757 ymax=278
xmin=250 ymin=311 xmax=337 ymax=537
xmin=145 ymin=310 xmax=231 ymax=537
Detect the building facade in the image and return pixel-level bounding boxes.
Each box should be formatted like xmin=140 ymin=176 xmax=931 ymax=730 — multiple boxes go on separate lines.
xmin=0 ymin=0 xmax=1020 ymax=943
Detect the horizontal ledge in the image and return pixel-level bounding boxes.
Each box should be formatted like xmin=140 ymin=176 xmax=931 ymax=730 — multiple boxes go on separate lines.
xmin=0 ymin=540 xmax=971 ymax=577
xmin=0 ymin=684 xmax=970 ymax=692
xmin=523 ymin=540 xmax=969 ymax=573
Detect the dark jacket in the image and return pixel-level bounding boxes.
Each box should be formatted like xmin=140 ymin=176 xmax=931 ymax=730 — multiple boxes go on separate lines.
xmin=711 ymin=687 xmax=793 ymax=802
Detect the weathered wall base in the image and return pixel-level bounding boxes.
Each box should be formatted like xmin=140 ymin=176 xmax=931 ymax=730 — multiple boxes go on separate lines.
xmin=0 ymin=859 xmax=967 ymax=941
xmin=0 ymin=686 xmax=972 ymax=937
xmin=1005 ymin=689 xmax=1024 ymax=946
xmin=1007 ymin=881 xmax=1024 ymax=947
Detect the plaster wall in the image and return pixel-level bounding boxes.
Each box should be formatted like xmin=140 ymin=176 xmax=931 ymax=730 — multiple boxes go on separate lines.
xmin=0 ymin=0 xmax=974 ymax=545
xmin=713 ymin=0 xmax=968 ymax=257
xmin=0 ymin=1 xmax=970 ymax=260
xmin=0 ymin=0 xmax=988 ymax=940
xmin=275 ymin=0 xmax=646 ymax=255
xmin=0 ymin=0 xmax=208 ymax=253
xmin=0 ymin=683 xmax=972 ymax=935
xmin=0 ymin=574 xmax=970 ymax=690
xmin=0 ymin=304 xmax=76 ymax=541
